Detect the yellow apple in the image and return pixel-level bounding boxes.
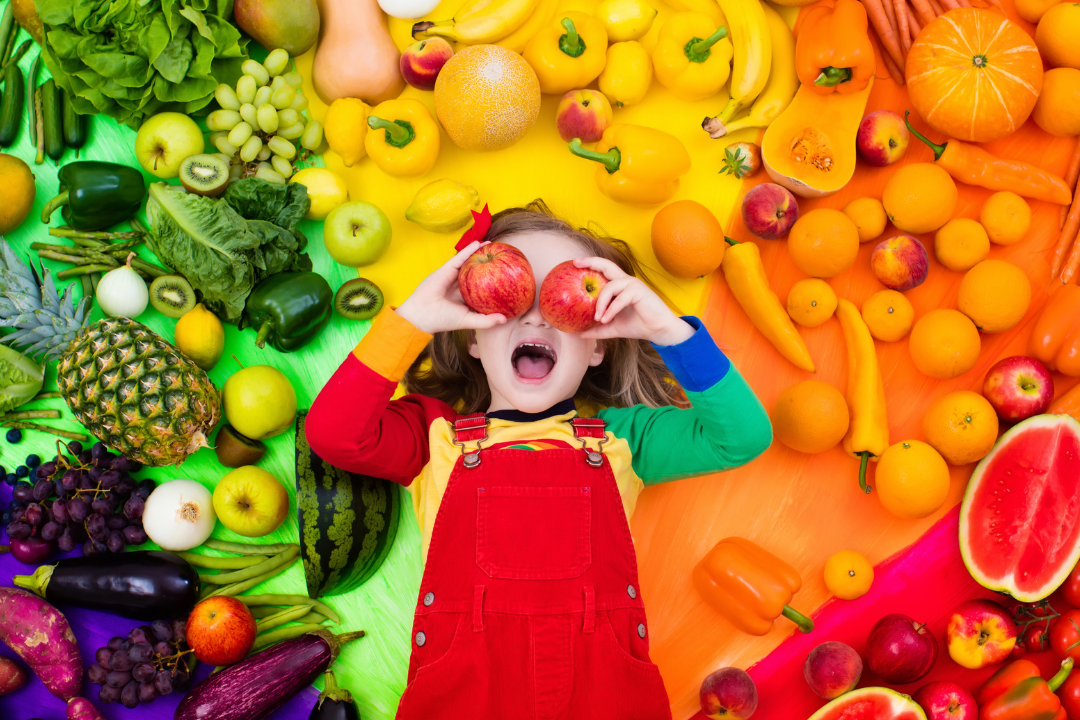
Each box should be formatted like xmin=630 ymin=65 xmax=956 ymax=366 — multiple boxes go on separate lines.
xmin=212 ymin=466 xmax=290 ymax=537
xmin=223 ymin=365 xmax=297 ymax=440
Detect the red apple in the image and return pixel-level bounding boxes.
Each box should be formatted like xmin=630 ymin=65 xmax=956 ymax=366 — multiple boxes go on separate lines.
xmin=185 ymin=596 xmax=256 ymax=666
xmin=871 ymin=235 xmax=929 ymax=291
xmin=865 ymin=613 xmax=939 ymax=684
xmin=804 ymin=641 xmax=863 ymax=700
xmin=857 ymin=110 xmax=910 ymax=166
xmin=982 ymin=356 xmax=1054 ymax=423
xmin=399 ymin=38 xmax=454 ymax=91
xmin=556 ymin=89 xmax=613 ymax=143
xmin=914 ymin=681 xmax=978 ymax=720
xmin=945 ymin=599 xmax=1017 ymax=669
xmin=458 ymin=242 xmax=536 ymax=319
xmin=741 ymin=183 xmax=799 ymax=240
xmin=700 ymin=667 xmax=758 ymax=719
xmin=538 ymin=260 xmax=609 ymax=333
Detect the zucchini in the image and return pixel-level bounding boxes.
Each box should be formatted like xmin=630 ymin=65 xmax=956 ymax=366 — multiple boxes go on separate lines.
xmin=60 ymin=89 xmax=86 ymax=149
xmin=0 ymin=60 xmax=22 ymax=147
xmin=41 ymin=79 xmax=62 ymax=160
xmin=296 ymin=412 xmax=401 ymax=598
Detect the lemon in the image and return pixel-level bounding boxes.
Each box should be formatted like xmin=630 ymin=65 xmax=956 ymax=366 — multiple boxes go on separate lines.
xmin=0 ymin=154 xmax=36 ymax=234
xmin=323 ymin=98 xmax=370 ymax=168
xmin=405 ymin=178 xmax=482 ymax=233
xmin=173 ymin=304 xmax=225 ymax=371
xmin=596 ymin=0 xmax=658 ymax=41
xmin=290 ymin=167 xmax=349 ymax=221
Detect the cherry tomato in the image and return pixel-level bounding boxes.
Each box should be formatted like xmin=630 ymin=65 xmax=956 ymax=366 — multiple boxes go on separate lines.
xmin=1064 ymin=562 xmax=1080 ymax=609
xmin=1051 ymin=610 xmax=1080 ymax=661
xmin=1023 ymin=622 xmax=1053 ymax=652
xmin=1059 ymin=671 xmax=1080 ymax=720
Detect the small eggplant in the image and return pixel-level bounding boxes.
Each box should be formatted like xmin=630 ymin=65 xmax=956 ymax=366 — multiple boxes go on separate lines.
xmin=309 ymin=671 xmax=361 ymax=720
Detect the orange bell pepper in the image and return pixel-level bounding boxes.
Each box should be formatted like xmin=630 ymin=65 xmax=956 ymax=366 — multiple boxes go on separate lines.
xmin=795 ymin=0 xmax=875 ymax=94
xmin=976 ymin=658 xmax=1072 ymax=720
xmin=692 ymin=537 xmax=814 ymax=636
xmin=1029 ymin=284 xmax=1080 ymax=376
xmin=1050 ymin=380 xmax=1080 ymax=423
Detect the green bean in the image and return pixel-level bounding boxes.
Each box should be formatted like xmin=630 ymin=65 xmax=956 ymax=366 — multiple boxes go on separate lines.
xmin=204 ymin=557 xmax=299 ymax=598
xmin=198 ymin=547 xmax=298 ymax=585
xmin=295 ymin=612 xmax=329 ymax=625
xmin=233 ymin=594 xmax=341 ymax=624
xmin=255 ymin=605 xmax=312 ymax=633
xmin=250 ymin=623 xmax=328 ymax=652
xmin=248 ymin=605 xmax=286 ymax=619
xmin=204 ymin=538 xmax=299 ymax=555
xmin=181 ymin=552 xmax=270 ymax=570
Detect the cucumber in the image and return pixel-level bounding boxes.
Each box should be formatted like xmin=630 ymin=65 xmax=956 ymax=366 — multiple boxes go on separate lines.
xmin=26 ymin=54 xmax=39 ymax=154
xmin=41 ymin=79 xmax=62 ymax=160
xmin=0 ymin=61 xmax=22 ymax=147
xmin=60 ymin=89 xmax=86 ymax=149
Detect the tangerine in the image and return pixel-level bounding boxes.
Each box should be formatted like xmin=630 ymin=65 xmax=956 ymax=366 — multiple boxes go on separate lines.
xmin=771 ymin=380 xmax=850 ymax=454
xmin=980 ymin=192 xmax=1031 ymax=245
xmin=843 ymin=197 xmax=887 ymax=243
xmin=882 ymin=163 xmax=957 ymax=234
xmin=787 ymin=209 xmax=860 ymax=278
xmin=1036 ymin=3 xmax=1080 ymax=69
xmin=957 ymin=259 xmax=1031 ymax=333
xmin=875 ymin=440 xmax=951 ymax=519
xmin=934 ymin=218 xmax=989 ymax=271
xmin=909 ymin=309 xmax=981 ymax=379
xmin=1033 ymin=68 xmax=1080 ymax=137
xmin=861 ymin=290 xmax=914 ymax=343
xmin=786 ymin=278 xmax=837 ymax=328
xmin=823 ymin=550 xmax=874 ymax=600
xmin=922 ymin=391 xmax=999 ymax=465
xmin=650 ymin=200 xmax=726 ymax=278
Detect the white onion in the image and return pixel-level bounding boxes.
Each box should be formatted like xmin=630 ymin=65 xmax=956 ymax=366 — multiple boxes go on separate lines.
xmin=142 ymin=479 xmax=216 ymax=551
xmin=96 ymin=253 xmax=149 ymax=318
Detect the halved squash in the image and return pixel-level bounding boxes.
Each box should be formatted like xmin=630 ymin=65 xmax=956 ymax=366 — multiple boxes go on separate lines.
xmin=761 ymin=78 xmax=873 ymax=199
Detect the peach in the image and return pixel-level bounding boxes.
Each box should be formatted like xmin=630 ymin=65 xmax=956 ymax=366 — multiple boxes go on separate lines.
xmin=871 ymin=235 xmax=929 ymax=291
xmin=555 ymin=89 xmax=613 ymax=143
xmin=700 ymin=667 xmax=758 ymax=719
xmin=857 ymin=110 xmax=910 ymax=166
xmin=400 ymin=38 xmax=454 ymax=91
xmin=741 ymin=183 xmax=799 ymax=240
xmin=804 ymin=641 xmax=863 ymax=700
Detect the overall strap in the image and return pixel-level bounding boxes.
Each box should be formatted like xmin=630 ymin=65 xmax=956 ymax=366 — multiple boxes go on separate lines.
xmin=572 ymin=417 xmax=608 ymax=467
xmin=452 ymin=413 xmax=488 ymax=468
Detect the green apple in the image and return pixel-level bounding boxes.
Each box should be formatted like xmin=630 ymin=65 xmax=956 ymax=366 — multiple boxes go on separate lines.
xmin=223 ymin=365 xmax=297 ymax=440
xmin=135 ymin=112 xmax=205 ymax=179
xmin=323 ymin=201 xmax=391 ymax=267
xmin=212 ymin=466 xmax=289 ymax=537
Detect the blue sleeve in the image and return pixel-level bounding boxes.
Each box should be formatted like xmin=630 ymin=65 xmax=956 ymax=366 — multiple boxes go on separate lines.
xmin=650 ymin=316 xmax=730 ymax=392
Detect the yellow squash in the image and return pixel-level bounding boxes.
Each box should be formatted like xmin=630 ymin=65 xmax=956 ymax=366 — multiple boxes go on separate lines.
xmin=836 ymin=299 xmax=889 ymax=495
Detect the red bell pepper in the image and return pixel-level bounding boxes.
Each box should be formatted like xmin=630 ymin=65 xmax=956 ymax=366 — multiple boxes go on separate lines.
xmin=977 ymin=658 xmax=1073 ymax=720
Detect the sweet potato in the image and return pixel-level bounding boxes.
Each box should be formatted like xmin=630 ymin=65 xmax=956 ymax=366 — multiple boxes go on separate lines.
xmin=67 ymin=697 xmax=107 ymax=720
xmin=0 ymin=587 xmax=82 ymax=701
xmin=0 ymin=655 xmax=28 ymax=695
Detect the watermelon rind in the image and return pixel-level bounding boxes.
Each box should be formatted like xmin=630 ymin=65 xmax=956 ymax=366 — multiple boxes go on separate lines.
xmin=807 ymin=687 xmax=927 ymax=720
xmin=959 ymin=413 xmax=1080 ymax=603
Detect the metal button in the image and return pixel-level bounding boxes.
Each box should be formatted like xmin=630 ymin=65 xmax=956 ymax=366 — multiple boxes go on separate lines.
xmin=637 ymin=623 xmax=647 ymax=638
xmin=415 ymin=631 xmax=427 ymax=647
xmin=423 ymin=592 xmax=434 ymax=607
xmin=627 ymin=584 xmax=637 ymax=599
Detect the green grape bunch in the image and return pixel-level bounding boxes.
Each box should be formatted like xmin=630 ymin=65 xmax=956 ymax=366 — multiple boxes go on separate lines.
xmin=205 ymin=49 xmax=326 ymax=185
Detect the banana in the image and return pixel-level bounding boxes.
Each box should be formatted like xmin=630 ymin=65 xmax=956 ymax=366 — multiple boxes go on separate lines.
xmin=713 ymin=0 xmax=771 ymax=122
xmin=495 ymin=0 xmax=558 ymax=53
xmin=455 ymin=0 xmax=496 ymax=21
xmin=413 ymin=0 xmax=540 ymax=44
xmin=702 ymin=2 xmax=796 ymax=137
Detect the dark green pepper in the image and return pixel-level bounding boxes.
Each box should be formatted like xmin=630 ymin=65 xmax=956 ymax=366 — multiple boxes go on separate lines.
xmin=243 ymin=272 xmax=332 ymax=353
xmin=40 ymin=161 xmax=146 ymax=231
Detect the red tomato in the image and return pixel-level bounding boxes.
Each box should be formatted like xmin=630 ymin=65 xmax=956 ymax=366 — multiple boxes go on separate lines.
xmin=1024 ymin=622 xmax=1053 ymax=652
xmin=1060 ymin=671 xmax=1080 ymax=720
xmin=1051 ymin=610 xmax=1080 ymax=661
xmin=1065 ymin=563 xmax=1080 ymax=609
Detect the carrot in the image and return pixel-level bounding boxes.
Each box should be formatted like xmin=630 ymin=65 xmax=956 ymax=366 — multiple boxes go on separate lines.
xmin=896 ymin=0 xmax=912 ymax=52
xmin=881 ymin=0 xmax=898 ymax=36
xmin=1054 ymin=185 xmax=1080 ymax=280
xmin=910 ymin=0 xmax=935 ymax=24
xmin=928 ymin=0 xmax=944 ymax=12
xmin=1063 ymin=138 xmax=1080 ymax=229
xmin=862 ymin=0 xmax=906 ymax=72
xmin=879 ymin=36 xmax=906 ymax=84
xmin=955 ymin=0 xmax=970 ymax=7
xmin=1061 ymin=235 xmax=1080 ymax=284
xmin=940 ymin=0 xmax=960 ymax=9
xmin=909 ymin=1 xmax=925 ymax=28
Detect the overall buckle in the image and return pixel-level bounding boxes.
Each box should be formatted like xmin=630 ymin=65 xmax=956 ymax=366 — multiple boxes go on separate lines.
xmin=572 ymin=417 xmax=607 ymax=467
xmin=452 ymin=414 xmax=488 ymax=468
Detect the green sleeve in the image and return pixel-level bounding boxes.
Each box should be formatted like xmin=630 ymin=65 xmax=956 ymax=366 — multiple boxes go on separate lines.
xmin=597 ymin=367 xmax=773 ymax=485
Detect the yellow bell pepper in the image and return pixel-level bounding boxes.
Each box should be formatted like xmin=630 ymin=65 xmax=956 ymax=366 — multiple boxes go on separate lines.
xmin=836 ymin=299 xmax=889 ymax=494
xmin=568 ymin=123 xmax=690 ymax=206
xmin=364 ymin=99 xmax=440 ymax=178
xmin=652 ymin=12 xmax=733 ymax=101
xmin=599 ymin=41 xmax=653 ymax=108
xmin=524 ymin=11 xmax=608 ymax=95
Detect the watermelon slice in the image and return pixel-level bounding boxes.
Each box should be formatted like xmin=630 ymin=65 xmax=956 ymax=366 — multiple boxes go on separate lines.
xmin=807 ymin=687 xmax=926 ymax=719
xmin=959 ymin=414 xmax=1080 ymax=602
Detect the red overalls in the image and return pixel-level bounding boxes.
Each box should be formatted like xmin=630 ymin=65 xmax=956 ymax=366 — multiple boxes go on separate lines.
xmin=395 ymin=414 xmax=673 ymax=720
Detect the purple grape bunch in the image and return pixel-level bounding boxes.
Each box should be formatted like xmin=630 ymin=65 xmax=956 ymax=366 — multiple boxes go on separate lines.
xmin=89 ymin=618 xmax=192 ymax=708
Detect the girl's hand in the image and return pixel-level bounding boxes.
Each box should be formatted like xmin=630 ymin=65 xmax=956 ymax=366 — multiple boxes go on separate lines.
xmin=396 ymin=241 xmax=507 ymax=335
xmin=576 ymin=257 xmax=694 ymax=346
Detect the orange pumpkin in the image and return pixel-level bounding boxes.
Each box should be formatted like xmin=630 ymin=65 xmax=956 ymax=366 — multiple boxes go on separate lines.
xmin=905 ymin=8 xmax=1043 ymax=144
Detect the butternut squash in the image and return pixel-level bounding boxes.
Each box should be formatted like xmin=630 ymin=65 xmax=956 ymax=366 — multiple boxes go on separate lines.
xmin=761 ymin=78 xmax=873 ymax=199
xmin=313 ymin=0 xmax=405 ymax=105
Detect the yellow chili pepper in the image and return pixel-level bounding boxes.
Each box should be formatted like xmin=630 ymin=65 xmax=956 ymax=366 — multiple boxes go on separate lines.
xmin=652 ymin=12 xmax=733 ymax=101
xmin=720 ymin=238 xmax=815 ymax=372
xmin=364 ymin=98 xmax=440 ymax=178
xmin=524 ymin=11 xmax=608 ymax=95
xmin=568 ymin=124 xmax=689 ymax=206
xmin=836 ymin=299 xmax=889 ymax=494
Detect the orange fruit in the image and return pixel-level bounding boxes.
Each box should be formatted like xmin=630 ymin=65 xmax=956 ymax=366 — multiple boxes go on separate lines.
xmin=843 ymin=197 xmax=887 ymax=243
xmin=787 ymin=209 xmax=860 ymax=278
xmin=771 ymin=380 xmax=850 ymax=454
xmin=935 ymin=218 xmax=990 ymax=271
xmin=874 ymin=440 xmax=951 ymax=519
xmin=882 ymin=163 xmax=957 ymax=234
xmin=1037 ymin=3 xmax=1080 ymax=69
xmin=823 ymin=550 xmax=874 ymax=600
xmin=786 ymin=278 xmax=837 ymax=328
xmin=861 ymin=290 xmax=914 ymax=343
xmin=909 ymin=309 xmax=981 ymax=379
xmin=957 ymin=259 xmax=1031 ymax=333
xmin=980 ymin=192 xmax=1031 ymax=246
xmin=1016 ymin=0 xmax=1063 ymax=22
xmin=650 ymin=200 xmax=725 ymax=278
xmin=434 ymin=45 xmax=541 ymax=151
xmin=923 ymin=390 xmax=999 ymax=465
xmin=1033 ymin=68 xmax=1080 ymax=136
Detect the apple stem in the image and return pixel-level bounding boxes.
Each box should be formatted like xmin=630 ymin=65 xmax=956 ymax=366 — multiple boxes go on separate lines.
xmin=782 ymin=605 xmax=815 ymax=633
xmin=1050 ymin=658 xmax=1074 ymax=692
xmin=559 ymin=17 xmax=586 ymax=58
xmin=568 ymin=138 xmax=621 ymax=174
xmin=858 ymin=451 xmax=873 ymax=494
xmin=904 ymin=111 xmax=947 ymax=162
xmin=686 ymin=26 xmax=728 ymax=63
xmin=254 ymin=321 xmax=274 ymax=350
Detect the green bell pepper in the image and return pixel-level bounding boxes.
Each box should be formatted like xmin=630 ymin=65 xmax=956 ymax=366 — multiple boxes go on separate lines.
xmin=41 ymin=161 xmax=146 ymax=231
xmin=243 ymin=272 xmax=333 ymax=353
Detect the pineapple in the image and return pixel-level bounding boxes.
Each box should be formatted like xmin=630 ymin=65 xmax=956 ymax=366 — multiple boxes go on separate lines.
xmin=0 ymin=241 xmax=219 ymax=466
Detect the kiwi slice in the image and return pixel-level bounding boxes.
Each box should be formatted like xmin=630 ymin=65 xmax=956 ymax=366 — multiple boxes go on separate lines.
xmin=149 ymin=274 xmax=197 ymax=319
xmin=335 ymin=278 xmax=384 ymax=321
xmin=215 ymin=425 xmax=267 ymax=468
xmin=179 ymin=154 xmax=230 ymax=197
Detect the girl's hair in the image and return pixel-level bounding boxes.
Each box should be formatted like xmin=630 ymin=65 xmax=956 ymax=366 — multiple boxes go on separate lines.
xmin=403 ymin=200 xmax=687 ymax=414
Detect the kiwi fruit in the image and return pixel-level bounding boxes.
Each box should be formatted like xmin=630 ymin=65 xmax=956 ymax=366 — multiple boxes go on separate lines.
xmin=215 ymin=425 xmax=267 ymax=468
xmin=179 ymin=154 xmax=230 ymax=197
xmin=149 ymin=274 xmax=197 ymax=318
xmin=335 ymin=278 xmax=384 ymax=320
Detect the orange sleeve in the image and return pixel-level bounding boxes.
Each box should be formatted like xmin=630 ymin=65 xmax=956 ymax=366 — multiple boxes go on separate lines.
xmin=352 ymin=308 xmax=434 ymax=382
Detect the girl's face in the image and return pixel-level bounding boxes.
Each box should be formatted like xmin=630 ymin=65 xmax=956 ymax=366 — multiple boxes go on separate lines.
xmin=468 ymin=231 xmax=604 ymax=413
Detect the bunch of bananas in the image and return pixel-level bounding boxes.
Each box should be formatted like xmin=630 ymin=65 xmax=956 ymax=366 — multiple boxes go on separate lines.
xmin=411 ymin=0 xmax=559 ymax=52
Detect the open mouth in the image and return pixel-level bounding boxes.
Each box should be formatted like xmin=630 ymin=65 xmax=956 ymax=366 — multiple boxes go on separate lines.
xmin=512 ymin=341 xmax=557 ymax=380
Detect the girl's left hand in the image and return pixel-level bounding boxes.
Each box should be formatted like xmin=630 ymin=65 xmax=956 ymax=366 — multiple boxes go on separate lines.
xmin=575 ymin=257 xmax=694 ymax=346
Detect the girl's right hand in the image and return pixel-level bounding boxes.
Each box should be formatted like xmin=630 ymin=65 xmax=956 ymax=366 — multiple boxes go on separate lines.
xmin=395 ymin=241 xmax=508 ymax=335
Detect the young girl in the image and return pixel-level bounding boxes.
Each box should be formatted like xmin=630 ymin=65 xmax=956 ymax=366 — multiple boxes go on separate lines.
xmin=306 ymin=202 xmax=772 ymax=720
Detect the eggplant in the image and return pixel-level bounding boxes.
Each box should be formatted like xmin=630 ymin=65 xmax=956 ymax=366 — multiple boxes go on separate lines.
xmin=11 ymin=550 xmax=199 ymax=620
xmin=309 ymin=671 xmax=361 ymax=720
xmin=176 ymin=630 xmax=365 ymax=720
